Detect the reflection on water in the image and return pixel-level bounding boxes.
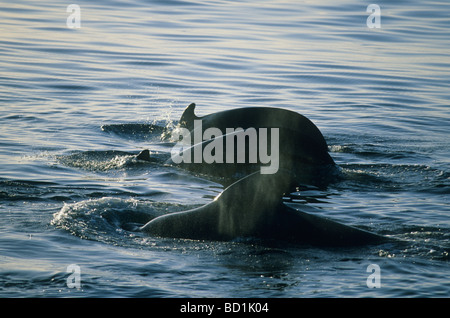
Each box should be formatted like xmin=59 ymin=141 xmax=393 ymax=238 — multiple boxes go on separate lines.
xmin=0 ymin=0 xmax=449 ymax=297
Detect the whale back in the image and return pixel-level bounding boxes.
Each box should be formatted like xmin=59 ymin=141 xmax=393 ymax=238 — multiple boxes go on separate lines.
xmin=178 ymin=103 xmax=334 ymax=166
xmin=173 ymin=104 xmax=336 ymax=182
xmin=213 ymin=171 xmax=293 ymax=238
xmin=141 ymin=171 xmax=294 ymax=240
xmin=141 ymin=170 xmax=388 ymax=246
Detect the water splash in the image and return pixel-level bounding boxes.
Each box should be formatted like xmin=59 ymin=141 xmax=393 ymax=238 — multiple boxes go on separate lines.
xmin=51 ymin=197 xmax=189 ymax=245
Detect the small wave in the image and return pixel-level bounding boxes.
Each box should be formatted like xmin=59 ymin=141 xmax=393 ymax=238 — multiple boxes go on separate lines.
xmin=377 ymin=224 xmax=450 ymax=261
xmin=101 ymin=121 xmax=175 ymax=141
xmin=56 ymin=150 xmax=162 ymax=172
xmin=338 ymin=163 xmax=449 ymax=194
xmin=329 ymin=144 xmax=419 ymax=160
xmin=0 ymin=179 xmax=59 ymax=202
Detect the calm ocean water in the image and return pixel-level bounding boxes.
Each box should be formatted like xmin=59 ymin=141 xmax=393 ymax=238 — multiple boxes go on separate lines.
xmin=1 ymin=0 xmax=449 ymax=298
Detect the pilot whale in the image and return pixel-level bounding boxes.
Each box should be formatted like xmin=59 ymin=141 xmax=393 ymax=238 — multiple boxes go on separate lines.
xmin=178 ymin=103 xmax=335 ymax=166
xmin=138 ymin=103 xmax=339 ymax=184
xmin=141 ymin=171 xmax=387 ymax=247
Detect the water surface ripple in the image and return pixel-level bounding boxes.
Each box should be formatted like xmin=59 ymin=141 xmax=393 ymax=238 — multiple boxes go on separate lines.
xmin=0 ymin=0 xmax=449 ymax=298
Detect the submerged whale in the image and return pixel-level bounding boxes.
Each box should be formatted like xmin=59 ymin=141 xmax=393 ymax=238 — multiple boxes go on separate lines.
xmin=141 ymin=171 xmax=387 ymax=247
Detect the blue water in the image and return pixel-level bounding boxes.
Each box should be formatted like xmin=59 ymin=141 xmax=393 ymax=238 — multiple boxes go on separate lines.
xmin=1 ymin=0 xmax=449 ymax=298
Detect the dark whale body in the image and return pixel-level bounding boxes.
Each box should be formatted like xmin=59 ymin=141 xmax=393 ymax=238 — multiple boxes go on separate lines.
xmin=135 ymin=103 xmax=388 ymax=246
xmin=170 ymin=103 xmax=338 ymax=184
xmin=141 ymin=171 xmax=387 ymax=247
xmin=179 ymin=103 xmax=335 ymax=166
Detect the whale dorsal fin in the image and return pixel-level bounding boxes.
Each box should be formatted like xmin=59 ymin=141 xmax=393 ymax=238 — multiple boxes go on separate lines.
xmin=141 ymin=170 xmax=295 ymax=241
xmin=213 ymin=171 xmax=295 ymax=238
xmin=136 ymin=149 xmax=151 ymax=161
xmin=179 ymin=103 xmax=199 ymax=130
